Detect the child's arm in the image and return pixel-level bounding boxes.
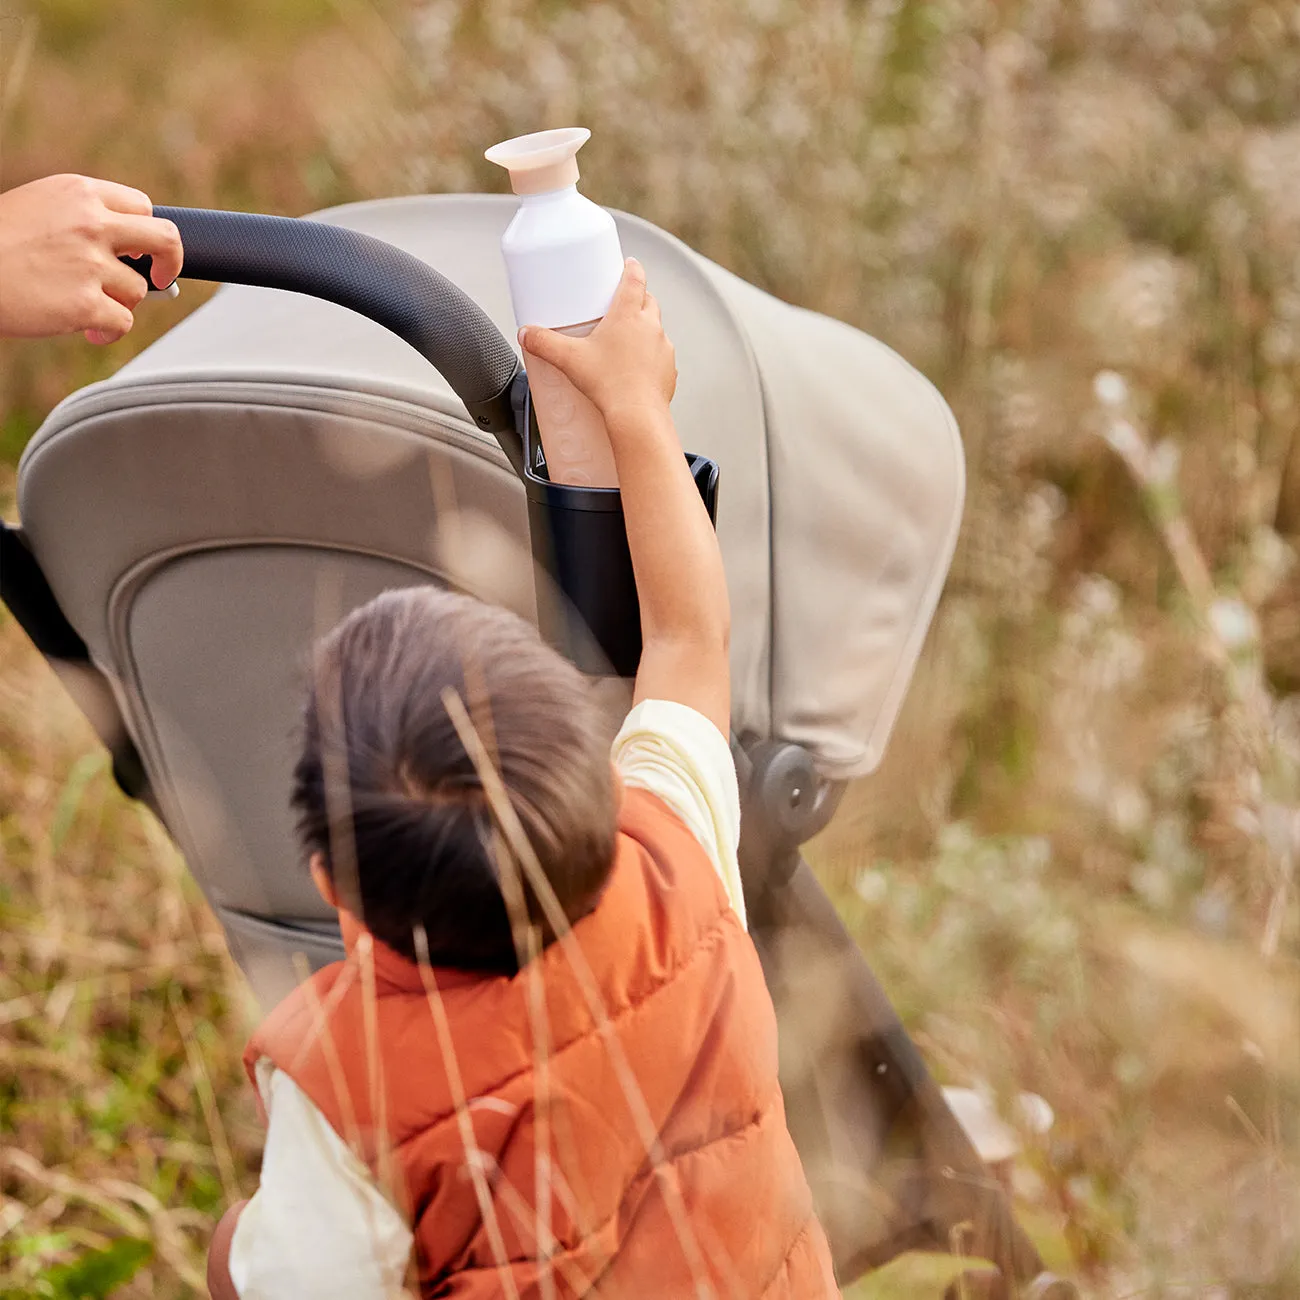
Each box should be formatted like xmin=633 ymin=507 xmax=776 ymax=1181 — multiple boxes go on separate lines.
xmin=206 ymin=1200 xmax=247 ymax=1300
xmin=0 ymin=174 xmax=182 ymax=344
xmin=518 ymin=260 xmax=731 ymax=736
xmin=521 ymin=265 xmax=743 ymax=922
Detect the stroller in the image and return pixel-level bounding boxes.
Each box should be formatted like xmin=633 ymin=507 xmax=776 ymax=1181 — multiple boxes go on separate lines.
xmin=1 ymin=195 xmax=1075 ymax=1299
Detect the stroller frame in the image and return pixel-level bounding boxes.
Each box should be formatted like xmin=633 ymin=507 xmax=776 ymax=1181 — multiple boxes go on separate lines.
xmin=1 ymin=205 xmax=1074 ymax=1300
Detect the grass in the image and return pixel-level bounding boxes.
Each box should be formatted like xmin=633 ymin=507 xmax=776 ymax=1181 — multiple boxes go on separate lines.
xmin=3 ymin=0 xmax=1300 ymax=1295
xmin=0 ymin=593 xmax=264 ymax=1297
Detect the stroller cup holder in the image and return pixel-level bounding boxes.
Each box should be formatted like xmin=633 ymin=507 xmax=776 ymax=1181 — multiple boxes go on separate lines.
xmin=517 ymin=384 xmax=719 ymax=678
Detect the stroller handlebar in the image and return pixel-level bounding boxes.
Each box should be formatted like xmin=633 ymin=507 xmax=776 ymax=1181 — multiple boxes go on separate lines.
xmin=121 ymin=206 xmax=522 ymax=435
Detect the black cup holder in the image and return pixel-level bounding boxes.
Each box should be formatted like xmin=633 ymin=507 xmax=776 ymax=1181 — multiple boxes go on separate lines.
xmin=520 ymin=389 xmax=719 ymax=677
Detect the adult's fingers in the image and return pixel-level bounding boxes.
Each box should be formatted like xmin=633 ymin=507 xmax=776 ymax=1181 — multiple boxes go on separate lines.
xmin=108 ymin=212 xmax=183 ymax=287
xmin=102 ymin=257 xmax=150 ymax=311
xmin=83 ymin=292 xmax=135 ymax=345
xmin=89 ymin=178 xmax=153 ymax=217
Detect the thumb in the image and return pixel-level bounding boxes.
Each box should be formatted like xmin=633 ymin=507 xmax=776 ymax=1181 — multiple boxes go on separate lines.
xmin=518 ymin=325 xmax=577 ymax=371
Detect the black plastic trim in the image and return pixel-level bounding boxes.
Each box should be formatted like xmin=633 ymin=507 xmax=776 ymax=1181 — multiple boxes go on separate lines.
xmin=1 ymin=521 xmax=150 ymax=802
xmin=1 ymin=521 xmax=88 ymax=660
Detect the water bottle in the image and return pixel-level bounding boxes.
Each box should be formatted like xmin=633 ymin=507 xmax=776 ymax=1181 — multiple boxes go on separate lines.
xmin=485 ymin=127 xmax=624 ymax=487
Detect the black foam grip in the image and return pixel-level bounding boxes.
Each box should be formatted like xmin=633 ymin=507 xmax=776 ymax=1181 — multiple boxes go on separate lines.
xmin=139 ymin=207 xmax=521 ymax=432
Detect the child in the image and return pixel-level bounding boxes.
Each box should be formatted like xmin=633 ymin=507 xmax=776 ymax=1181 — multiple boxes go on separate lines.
xmin=208 ymin=260 xmax=838 ymax=1298
xmin=0 ymin=173 xmax=182 ymax=343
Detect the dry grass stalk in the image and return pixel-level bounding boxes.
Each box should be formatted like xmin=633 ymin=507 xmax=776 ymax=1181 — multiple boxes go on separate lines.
xmin=442 ymin=686 xmax=734 ymax=1300
xmin=411 ymin=923 xmax=522 ymax=1299
xmin=312 ymin=570 xmax=406 ymax=1227
xmin=0 ymin=1148 xmax=205 ymax=1292
xmin=289 ymin=949 xmax=365 ymax=1157
xmin=4 ymin=1 xmax=1300 ymax=1292
xmin=1096 ymin=373 xmax=1299 ymax=959
xmin=167 ymin=986 xmax=240 ymax=1206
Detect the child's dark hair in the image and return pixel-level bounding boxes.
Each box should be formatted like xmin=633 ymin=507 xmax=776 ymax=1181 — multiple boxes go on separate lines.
xmin=291 ymin=587 xmax=618 ymax=973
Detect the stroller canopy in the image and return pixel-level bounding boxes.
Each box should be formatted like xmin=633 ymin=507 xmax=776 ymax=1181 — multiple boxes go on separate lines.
xmin=17 ymin=195 xmax=962 ymax=1003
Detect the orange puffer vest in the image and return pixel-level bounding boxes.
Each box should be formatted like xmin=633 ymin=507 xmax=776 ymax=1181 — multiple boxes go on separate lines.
xmin=245 ymin=787 xmax=838 ymax=1298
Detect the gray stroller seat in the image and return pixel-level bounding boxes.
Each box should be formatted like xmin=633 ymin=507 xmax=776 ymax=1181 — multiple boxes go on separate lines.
xmin=3 ymin=195 xmax=1073 ymax=1298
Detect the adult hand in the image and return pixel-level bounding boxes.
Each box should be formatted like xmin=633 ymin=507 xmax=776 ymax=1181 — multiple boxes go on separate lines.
xmin=0 ymin=174 xmax=183 ymax=345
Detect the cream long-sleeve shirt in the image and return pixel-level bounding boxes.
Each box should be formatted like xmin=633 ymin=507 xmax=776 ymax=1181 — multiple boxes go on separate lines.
xmin=227 ymin=699 xmax=744 ymax=1298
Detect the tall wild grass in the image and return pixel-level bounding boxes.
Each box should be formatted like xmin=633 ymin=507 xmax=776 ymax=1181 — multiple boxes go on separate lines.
xmin=1 ymin=0 xmax=1297 ymax=1295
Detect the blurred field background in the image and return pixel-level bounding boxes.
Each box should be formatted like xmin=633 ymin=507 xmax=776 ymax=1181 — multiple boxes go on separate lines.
xmin=2 ymin=0 xmax=1299 ymax=1295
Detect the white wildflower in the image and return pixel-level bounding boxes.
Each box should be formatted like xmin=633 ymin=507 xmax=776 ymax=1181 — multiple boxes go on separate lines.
xmin=1024 ymin=483 xmax=1067 ymax=541
xmin=1093 ymin=369 xmax=1129 ymax=408
xmin=1108 ymin=782 xmax=1151 ymax=837
xmin=1208 ymin=597 xmax=1258 ymax=653
xmin=1078 ymin=574 xmax=1122 ymax=621
xmin=854 ymin=868 xmax=888 ymax=905
xmin=1244 ymin=526 xmax=1295 ymax=600
xmin=1071 ymin=758 xmax=1110 ymax=810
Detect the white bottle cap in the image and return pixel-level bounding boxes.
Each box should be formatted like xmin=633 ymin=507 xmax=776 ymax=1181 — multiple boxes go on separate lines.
xmin=485 ymin=127 xmax=591 ymax=196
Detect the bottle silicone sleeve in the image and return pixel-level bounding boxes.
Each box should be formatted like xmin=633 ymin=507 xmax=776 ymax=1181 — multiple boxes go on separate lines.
xmin=523 ymin=323 xmax=619 ymax=488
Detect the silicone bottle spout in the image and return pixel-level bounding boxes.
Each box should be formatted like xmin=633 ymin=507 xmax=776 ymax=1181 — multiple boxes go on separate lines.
xmin=485 ymin=127 xmax=592 ymax=196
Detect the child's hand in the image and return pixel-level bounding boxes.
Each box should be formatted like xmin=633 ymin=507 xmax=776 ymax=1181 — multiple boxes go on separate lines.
xmin=0 ymin=174 xmax=183 ymax=345
xmin=518 ymin=258 xmax=677 ymax=429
